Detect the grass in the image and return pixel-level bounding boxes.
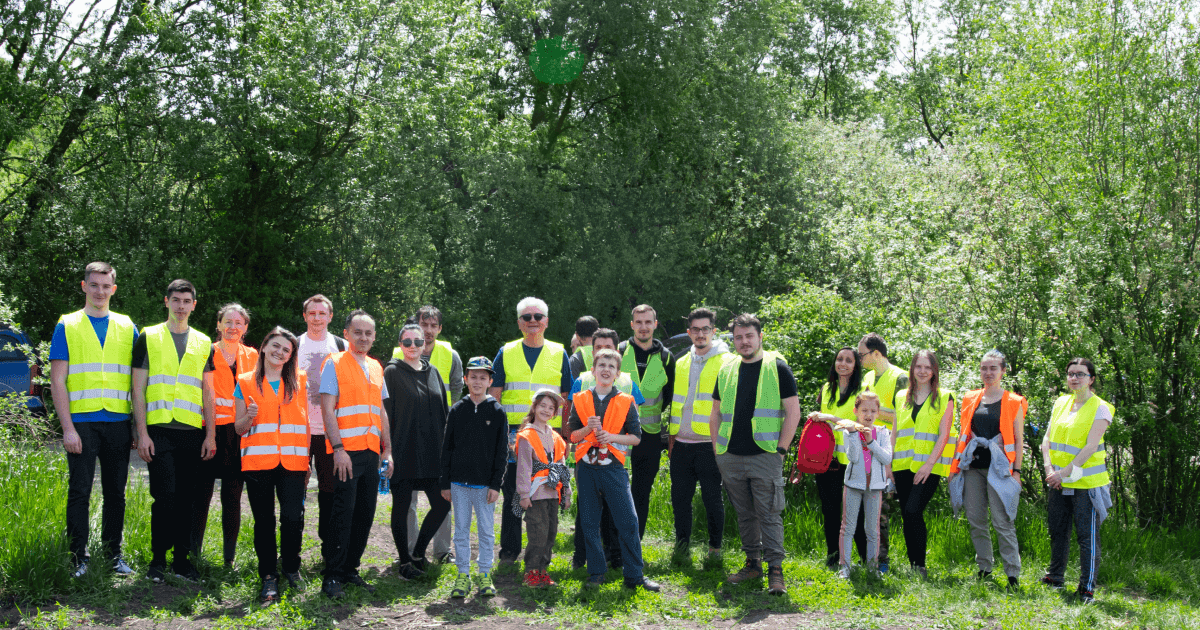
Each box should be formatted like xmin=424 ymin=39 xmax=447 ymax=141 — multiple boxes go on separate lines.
xmin=1 ymin=442 xmax=1198 ymax=629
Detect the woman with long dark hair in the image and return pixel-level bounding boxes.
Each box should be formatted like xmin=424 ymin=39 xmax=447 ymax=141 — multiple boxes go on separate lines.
xmin=194 ymin=303 xmax=257 ymax=567
xmin=806 ymin=346 xmax=875 ymax=568
xmin=891 ymin=349 xmax=956 ymax=578
xmin=234 ymin=326 xmax=308 ymax=602
xmin=1040 ymin=358 xmax=1113 ymax=604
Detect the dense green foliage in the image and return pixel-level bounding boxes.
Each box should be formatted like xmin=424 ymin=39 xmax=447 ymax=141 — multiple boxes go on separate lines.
xmin=3 ymin=0 xmax=1198 ymax=527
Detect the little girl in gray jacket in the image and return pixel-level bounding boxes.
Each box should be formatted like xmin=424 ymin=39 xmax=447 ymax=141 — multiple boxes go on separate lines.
xmin=836 ymin=391 xmax=892 ymax=577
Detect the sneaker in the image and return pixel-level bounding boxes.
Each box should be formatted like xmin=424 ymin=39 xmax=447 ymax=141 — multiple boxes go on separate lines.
xmin=260 ymin=575 xmax=279 ymax=603
xmin=766 ymin=565 xmax=786 ymax=595
xmin=348 ymin=573 xmax=376 ymax=594
xmin=824 ymin=553 xmax=839 ymax=570
xmin=112 ymin=557 xmax=133 ymax=576
xmin=878 ymin=562 xmax=889 ymax=574
xmin=283 ymin=571 xmax=306 ymax=592
xmin=623 ymin=577 xmax=661 ymax=592
xmin=410 ymin=556 xmax=431 ymax=572
xmin=583 ymin=574 xmax=606 ymax=589
xmin=1007 ymin=576 xmax=1020 ymax=591
xmin=1040 ymin=575 xmax=1065 ymax=589
xmin=146 ymin=564 xmax=167 ymax=583
xmin=437 ymin=551 xmax=456 ymax=565
xmin=670 ymin=540 xmax=690 ymax=566
xmin=396 ymin=562 xmax=424 ymax=581
xmin=174 ymin=565 xmax=201 ymax=583
xmin=977 ymin=569 xmax=992 ymax=581
xmin=540 ymin=570 xmax=557 ymax=587
xmin=523 ymin=569 xmax=544 ymax=588
xmin=450 ymin=573 xmax=471 ymax=598
xmin=322 ymin=579 xmax=346 ymax=599
xmin=837 ymin=565 xmax=852 ymax=580
xmin=476 ymin=572 xmax=496 ymax=597
xmin=1076 ymin=586 xmax=1095 ymax=604
xmin=72 ymin=561 xmax=88 ymax=579
xmin=911 ymin=564 xmax=928 ymax=580
xmin=727 ymin=558 xmax=763 ymax=585
xmin=571 ymin=559 xmax=586 ymax=571
xmin=703 ymin=549 xmax=723 ymax=571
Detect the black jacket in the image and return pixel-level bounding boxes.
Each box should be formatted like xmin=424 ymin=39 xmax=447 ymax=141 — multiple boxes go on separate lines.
xmin=383 ymin=357 xmax=448 ymax=480
xmin=439 ymin=395 xmax=509 ymax=490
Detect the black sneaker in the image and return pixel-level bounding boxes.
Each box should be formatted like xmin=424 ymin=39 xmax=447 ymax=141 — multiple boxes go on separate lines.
xmin=1040 ymin=575 xmax=1065 ymax=589
xmin=670 ymin=539 xmax=690 ymax=566
xmin=1076 ymin=586 xmax=1095 ymax=604
xmin=174 ymin=565 xmax=201 ymax=583
xmin=410 ymin=556 xmax=430 ymax=572
xmin=260 ymin=575 xmax=279 ymax=603
xmin=977 ymin=569 xmax=992 ymax=581
xmin=396 ymin=562 xmax=424 ymax=581
xmin=112 ymin=556 xmax=134 ymax=576
xmin=437 ymin=551 xmax=455 ymax=565
xmin=283 ymin=571 xmax=306 ymax=592
xmin=623 ymin=577 xmax=661 ymax=592
xmin=583 ymin=574 xmax=606 ymax=589
xmin=322 ymin=579 xmax=346 ymax=599
xmin=146 ymin=564 xmax=167 ymax=583
xmin=348 ymin=573 xmax=376 ymax=594
xmin=1007 ymin=576 xmax=1020 ymax=591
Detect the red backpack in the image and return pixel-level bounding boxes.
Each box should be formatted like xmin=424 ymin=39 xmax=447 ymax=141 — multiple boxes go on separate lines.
xmin=795 ymin=418 xmax=835 ymax=475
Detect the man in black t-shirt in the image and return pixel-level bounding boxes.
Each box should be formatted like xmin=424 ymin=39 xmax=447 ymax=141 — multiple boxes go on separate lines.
xmin=709 ymin=313 xmax=800 ymax=595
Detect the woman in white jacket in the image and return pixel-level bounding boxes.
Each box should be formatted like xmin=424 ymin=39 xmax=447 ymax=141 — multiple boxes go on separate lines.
xmin=836 ymin=391 xmax=892 ymax=578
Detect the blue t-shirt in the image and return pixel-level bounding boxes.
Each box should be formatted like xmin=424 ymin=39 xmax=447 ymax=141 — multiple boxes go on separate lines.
xmin=490 ymin=343 xmax=573 ymax=393
xmin=49 ymin=314 xmax=138 ymax=423
xmin=319 ymin=359 xmax=389 ymax=399
xmin=569 ymin=375 xmax=645 ymax=405
xmin=233 ymin=380 xmax=281 ymax=399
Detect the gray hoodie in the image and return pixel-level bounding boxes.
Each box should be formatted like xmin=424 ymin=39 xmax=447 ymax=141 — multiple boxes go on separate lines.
xmin=842 ymin=426 xmax=892 ymax=491
xmin=674 ymin=339 xmax=731 ymax=444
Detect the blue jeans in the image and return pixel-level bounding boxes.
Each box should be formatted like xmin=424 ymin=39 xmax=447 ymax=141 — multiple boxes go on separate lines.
xmin=577 ymin=462 xmax=643 ymax=581
xmin=451 ymin=484 xmax=496 ymax=574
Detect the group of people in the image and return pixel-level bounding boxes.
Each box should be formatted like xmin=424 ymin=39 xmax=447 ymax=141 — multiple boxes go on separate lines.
xmin=51 ymin=261 xmax=1114 ymax=605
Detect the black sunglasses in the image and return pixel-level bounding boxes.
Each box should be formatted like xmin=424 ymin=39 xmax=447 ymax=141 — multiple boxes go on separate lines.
xmin=520 ymin=313 xmax=546 ymax=322
xmin=400 ymin=338 xmax=425 ymax=347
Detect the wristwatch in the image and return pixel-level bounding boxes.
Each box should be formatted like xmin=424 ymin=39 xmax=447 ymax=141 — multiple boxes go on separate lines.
xmin=776 ymin=446 xmax=788 ymax=456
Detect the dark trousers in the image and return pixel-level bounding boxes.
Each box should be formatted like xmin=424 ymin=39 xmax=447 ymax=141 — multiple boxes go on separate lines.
xmin=1046 ymin=488 xmax=1101 ymax=591
xmin=321 ymin=449 xmax=379 ymax=582
xmin=244 ymin=465 xmax=306 ymax=578
xmin=894 ymin=468 xmax=941 ymax=568
xmin=499 ymin=459 xmax=523 ymax=561
xmin=146 ymin=425 xmax=204 ymax=570
xmin=192 ymin=480 xmax=243 ymax=564
xmin=66 ymin=420 xmax=132 ymax=564
xmin=629 ymin=432 xmax=664 ymax=539
xmin=572 ymin=492 xmax=621 ymax=567
xmin=310 ymin=434 xmax=336 ymax=551
xmin=577 ymin=463 xmax=644 ymax=581
xmin=523 ymin=498 xmax=559 ymax=572
xmin=669 ymin=441 xmax=725 ymax=550
xmin=390 ymin=477 xmax=450 ymax=564
xmin=816 ymin=463 xmax=867 ymax=564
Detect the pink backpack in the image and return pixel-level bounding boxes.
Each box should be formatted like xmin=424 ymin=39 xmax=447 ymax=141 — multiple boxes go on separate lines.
xmin=795 ymin=418 xmax=835 ymax=475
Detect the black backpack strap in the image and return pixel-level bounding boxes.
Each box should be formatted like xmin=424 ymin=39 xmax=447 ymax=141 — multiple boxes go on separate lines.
xmin=334 ymin=335 xmax=346 ymax=351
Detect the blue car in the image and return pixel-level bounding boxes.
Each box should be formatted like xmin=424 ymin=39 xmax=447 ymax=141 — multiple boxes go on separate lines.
xmin=0 ymin=324 xmax=46 ymax=414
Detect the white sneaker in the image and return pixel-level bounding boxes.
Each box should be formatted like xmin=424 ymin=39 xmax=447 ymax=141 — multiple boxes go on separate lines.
xmin=838 ymin=565 xmax=852 ymax=580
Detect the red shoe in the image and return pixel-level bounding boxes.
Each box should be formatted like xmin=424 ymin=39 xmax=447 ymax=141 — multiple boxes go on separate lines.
xmin=539 ymin=570 xmax=557 ymax=587
xmin=523 ymin=570 xmax=542 ymax=587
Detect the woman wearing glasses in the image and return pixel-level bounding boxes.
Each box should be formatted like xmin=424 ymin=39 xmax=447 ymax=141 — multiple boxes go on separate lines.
xmin=1040 ymin=358 xmax=1113 ymax=604
xmin=384 ymin=323 xmax=451 ymax=580
xmin=806 ymin=346 xmax=875 ymax=568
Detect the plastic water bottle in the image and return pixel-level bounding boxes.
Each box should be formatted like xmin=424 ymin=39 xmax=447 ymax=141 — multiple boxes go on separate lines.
xmin=378 ymin=463 xmax=390 ymax=495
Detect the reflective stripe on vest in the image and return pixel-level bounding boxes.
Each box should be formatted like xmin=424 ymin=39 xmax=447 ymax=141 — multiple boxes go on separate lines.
xmin=819 ymin=372 xmax=876 ymax=465
xmin=714 ymin=351 xmax=786 ymax=454
xmin=145 ymin=324 xmax=211 ymax=428
xmin=893 ymin=387 xmax=957 ymax=477
xmin=212 ymin=343 xmax=258 ymax=426
xmin=951 ymin=389 xmax=1027 ymax=475
xmin=572 ymin=389 xmax=634 ymax=464
xmin=326 ymin=352 xmax=384 ymax=454
xmin=669 ymin=350 xmax=728 ymax=437
xmin=1047 ymin=394 xmax=1112 ymax=489
xmin=239 ymin=371 xmax=311 ymax=471
xmin=515 ymin=426 xmax=567 ymax=499
xmin=499 ymin=339 xmax=566 ymax=427
xmin=61 ymin=310 xmax=136 ymax=415
xmin=620 ymin=342 xmax=669 ymax=434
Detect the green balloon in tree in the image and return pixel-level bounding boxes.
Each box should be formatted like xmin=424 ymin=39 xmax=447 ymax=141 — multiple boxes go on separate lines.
xmin=528 ymin=37 xmax=585 ymax=84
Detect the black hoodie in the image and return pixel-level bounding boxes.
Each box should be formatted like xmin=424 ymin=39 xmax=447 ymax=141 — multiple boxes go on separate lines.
xmin=383 ymin=356 xmax=448 ymax=480
xmin=439 ymin=394 xmax=509 ymax=490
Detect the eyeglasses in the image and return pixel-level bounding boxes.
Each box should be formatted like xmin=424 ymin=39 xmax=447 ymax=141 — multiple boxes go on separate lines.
xmin=688 ymin=326 xmax=714 ymax=334
xmin=520 ymin=313 xmax=546 ymax=322
xmin=1066 ymin=371 xmax=1091 ymax=379
xmin=400 ymin=338 xmax=426 ymax=347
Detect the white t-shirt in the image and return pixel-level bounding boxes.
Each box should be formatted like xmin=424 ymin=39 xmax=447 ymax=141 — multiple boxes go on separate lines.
xmin=297 ymin=332 xmax=341 ymax=435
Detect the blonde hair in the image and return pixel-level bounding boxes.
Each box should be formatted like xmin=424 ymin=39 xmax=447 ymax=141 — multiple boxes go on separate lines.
xmin=855 ymin=389 xmax=881 ymax=410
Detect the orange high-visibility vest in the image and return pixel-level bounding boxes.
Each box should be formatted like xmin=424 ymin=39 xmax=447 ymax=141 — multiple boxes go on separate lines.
xmin=239 ymin=371 xmax=310 ymax=471
xmin=325 ymin=352 xmax=384 ymax=454
xmin=515 ymin=426 xmax=568 ymax=499
xmin=212 ymin=343 xmax=258 ymax=426
xmin=572 ymin=389 xmax=635 ymax=465
xmin=951 ymin=389 xmax=1027 ymax=475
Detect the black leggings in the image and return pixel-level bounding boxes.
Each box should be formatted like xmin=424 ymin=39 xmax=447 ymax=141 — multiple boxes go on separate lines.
xmin=193 ymin=475 xmax=244 ymax=563
xmin=893 ymin=468 xmax=941 ymax=568
xmin=390 ymin=478 xmax=451 ymax=564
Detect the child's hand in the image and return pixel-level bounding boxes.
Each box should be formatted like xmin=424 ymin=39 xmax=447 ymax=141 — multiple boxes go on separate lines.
xmin=520 ymin=497 xmax=532 ymax=509
xmin=440 ymin=489 xmax=452 ymax=502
